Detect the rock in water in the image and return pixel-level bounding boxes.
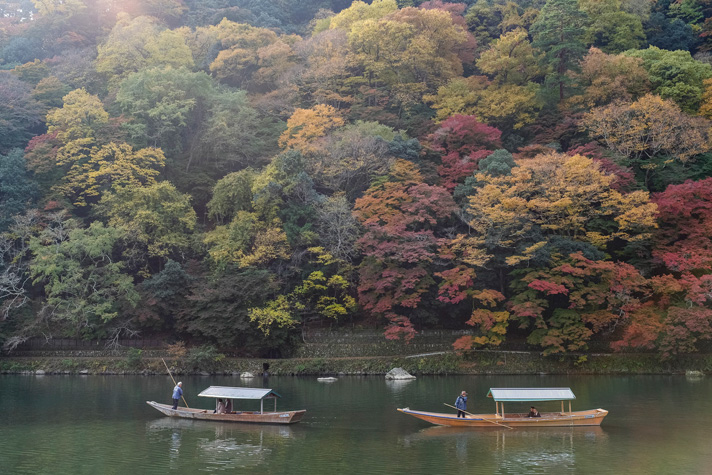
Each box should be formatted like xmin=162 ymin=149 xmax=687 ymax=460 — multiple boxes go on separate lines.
xmin=240 ymin=372 xmax=255 ymax=379
xmin=686 ymin=370 xmax=704 ymax=378
xmin=385 ymin=367 xmax=416 ymax=380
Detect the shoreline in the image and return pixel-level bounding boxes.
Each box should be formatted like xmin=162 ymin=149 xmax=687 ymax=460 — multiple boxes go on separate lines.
xmin=1 ymin=351 xmax=710 ymax=376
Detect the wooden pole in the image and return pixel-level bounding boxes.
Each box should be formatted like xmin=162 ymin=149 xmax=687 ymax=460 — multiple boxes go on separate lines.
xmin=162 ymin=358 xmax=189 ymax=409
xmin=443 ymin=403 xmax=513 ymax=430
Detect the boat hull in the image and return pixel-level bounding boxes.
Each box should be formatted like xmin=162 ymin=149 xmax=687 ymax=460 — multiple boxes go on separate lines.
xmin=147 ymin=401 xmax=306 ymax=425
xmin=397 ymin=408 xmax=608 ymax=428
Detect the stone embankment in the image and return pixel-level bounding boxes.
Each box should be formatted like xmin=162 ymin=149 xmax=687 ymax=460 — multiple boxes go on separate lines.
xmin=2 ymin=329 xmax=711 ymax=375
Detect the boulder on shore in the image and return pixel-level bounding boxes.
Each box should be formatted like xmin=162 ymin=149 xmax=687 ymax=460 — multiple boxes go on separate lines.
xmin=686 ymin=370 xmax=704 ymax=378
xmin=240 ymin=372 xmax=255 ymax=379
xmin=385 ymin=367 xmax=416 ymax=380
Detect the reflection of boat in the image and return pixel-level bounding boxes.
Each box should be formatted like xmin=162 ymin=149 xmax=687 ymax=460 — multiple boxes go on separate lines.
xmin=146 ymin=417 xmax=296 ymax=439
xmin=147 ymin=386 xmax=306 ymax=425
xmin=404 ymin=425 xmax=607 ymax=442
xmin=398 ymin=387 xmax=608 ymax=428
xmin=317 ymin=377 xmax=338 ymax=382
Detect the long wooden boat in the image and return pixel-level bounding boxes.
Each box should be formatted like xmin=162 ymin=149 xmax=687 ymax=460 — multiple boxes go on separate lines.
xmin=147 ymin=386 xmax=306 ymax=425
xmin=398 ymin=387 xmax=608 ymax=428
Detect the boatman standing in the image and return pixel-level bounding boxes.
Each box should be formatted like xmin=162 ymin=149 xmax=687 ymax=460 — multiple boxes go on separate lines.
xmin=172 ymin=382 xmax=183 ymax=410
xmin=455 ymin=390 xmax=468 ymax=418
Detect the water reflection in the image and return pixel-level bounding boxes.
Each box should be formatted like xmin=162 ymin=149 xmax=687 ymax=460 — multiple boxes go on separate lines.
xmin=402 ymin=426 xmax=608 ymax=474
xmin=385 ymin=379 xmax=415 ymax=394
xmin=146 ymin=418 xmax=298 ymax=471
xmin=146 ymin=417 xmax=296 ymax=439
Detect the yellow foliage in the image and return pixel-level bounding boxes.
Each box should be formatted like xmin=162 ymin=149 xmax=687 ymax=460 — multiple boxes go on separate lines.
xmin=700 ymin=78 xmax=712 ymax=120
xmin=466 ymin=152 xmax=658 ymax=258
xmin=248 ymin=295 xmax=296 ymax=335
xmin=279 ymin=104 xmax=345 ymax=153
xmin=425 ymin=76 xmax=540 ymax=128
xmin=582 ymin=94 xmax=712 ymax=163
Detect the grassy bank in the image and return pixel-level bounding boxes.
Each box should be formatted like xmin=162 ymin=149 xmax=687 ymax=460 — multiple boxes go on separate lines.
xmin=1 ymin=351 xmax=711 ymax=376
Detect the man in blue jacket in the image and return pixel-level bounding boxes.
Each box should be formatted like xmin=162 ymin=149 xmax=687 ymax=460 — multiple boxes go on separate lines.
xmin=455 ymin=390 xmax=468 ymax=418
xmin=172 ymin=382 xmax=183 ymax=410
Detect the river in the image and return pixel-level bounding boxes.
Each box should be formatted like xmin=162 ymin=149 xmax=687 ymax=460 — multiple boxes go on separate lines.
xmin=1 ymin=374 xmax=710 ymax=474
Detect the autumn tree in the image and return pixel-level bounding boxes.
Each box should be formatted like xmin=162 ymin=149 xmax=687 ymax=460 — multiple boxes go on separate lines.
xmin=582 ymin=94 xmax=712 ymax=186
xmin=209 ymin=19 xmax=299 ymax=92
xmin=342 ymin=5 xmax=471 ymax=109
xmin=293 ymin=29 xmax=352 ymax=108
xmin=279 ymin=104 xmax=344 ymax=153
xmin=353 ymin=160 xmax=457 ymax=340
xmin=54 ymin=142 xmax=166 ymax=208
xmin=509 ymin=252 xmax=649 ymax=355
xmin=566 ymin=47 xmax=651 ymax=110
xmin=701 ymin=77 xmax=712 ymax=119
xmin=466 ymin=152 xmax=657 ymax=288
xmin=425 ymin=114 xmax=502 ymax=190
xmin=248 ymin=248 xmax=357 ymax=335
xmin=305 ymin=120 xmax=403 ymax=197
xmin=614 ymin=179 xmax=712 ymax=356
xmin=425 ymin=75 xmax=541 ymax=130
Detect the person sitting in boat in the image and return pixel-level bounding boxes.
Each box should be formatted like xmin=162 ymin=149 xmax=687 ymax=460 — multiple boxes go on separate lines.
xmin=527 ymin=406 xmax=541 ymax=417
xmin=171 ymin=382 xmax=183 ymax=410
xmin=225 ymin=399 xmax=232 ymax=413
xmin=216 ymin=398 xmax=226 ymax=414
xmin=455 ymin=391 xmax=468 ymax=418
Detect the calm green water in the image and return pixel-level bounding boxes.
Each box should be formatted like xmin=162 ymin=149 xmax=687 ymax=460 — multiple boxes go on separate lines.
xmin=1 ymin=374 xmax=711 ymax=474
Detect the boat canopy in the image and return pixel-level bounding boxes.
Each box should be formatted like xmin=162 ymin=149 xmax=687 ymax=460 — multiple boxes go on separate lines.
xmin=487 ymin=388 xmax=576 ymax=402
xmin=198 ymin=386 xmax=282 ymax=400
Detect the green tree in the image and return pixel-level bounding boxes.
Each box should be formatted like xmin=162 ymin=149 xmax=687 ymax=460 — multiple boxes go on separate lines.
xmin=0 ymin=149 xmax=38 ymax=232
xmin=625 ymin=47 xmax=712 ymax=113
xmin=29 ymin=220 xmax=138 ymax=337
xmin=99 ymin=182 xmax=197 ymax=263
xmin=531 ymin=0 xmax=589 ymax=101
xmin=579 ymin=0 xmax=645 ymax=53
xmin=46 ymin=89 xmax=109 ymax=144
xmin=115 ymin=67 xmax=214 ymax=152
xmin=476 ymin=28 xmax=543 ymax=85
xmin=207 ymin=169 xmax=256 ymax=225
xmin=0 ymin=74 xmax=44 ymax=154
xmin=96 ymin=14 xmax=194 ymax=86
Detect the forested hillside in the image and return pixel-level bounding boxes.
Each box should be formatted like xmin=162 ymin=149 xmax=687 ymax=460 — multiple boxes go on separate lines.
xmin=1 ymin=0 xmax=712 ymax=358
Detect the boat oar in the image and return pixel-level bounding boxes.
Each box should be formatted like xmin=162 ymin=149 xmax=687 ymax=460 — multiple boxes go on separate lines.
xmin=443 ymin=403 xmax=513 ymax=430
xmin=162 ymin=357 xmax=189 ymax=409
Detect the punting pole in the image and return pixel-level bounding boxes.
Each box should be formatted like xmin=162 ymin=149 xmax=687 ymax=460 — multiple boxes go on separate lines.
xmin=162 ymin=357 xmax=189 ymax=409
xmin=443 ymin=403 xmax=513 ymax=430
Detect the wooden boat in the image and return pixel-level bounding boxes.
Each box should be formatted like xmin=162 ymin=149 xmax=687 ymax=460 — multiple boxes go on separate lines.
xmin=147 ymin=386 xmax=306 ymax=425
xmin=398 ymin=387 xmax=608 ymax=428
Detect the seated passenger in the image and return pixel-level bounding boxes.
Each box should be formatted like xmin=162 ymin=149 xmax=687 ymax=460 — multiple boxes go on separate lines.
xmin=527 ymin=406 xmax=541 ymax=418
xmin=216 ymin=398 xmax=226 ymax=414
xmin=225 ymin=399 xmax=232 ymax=413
